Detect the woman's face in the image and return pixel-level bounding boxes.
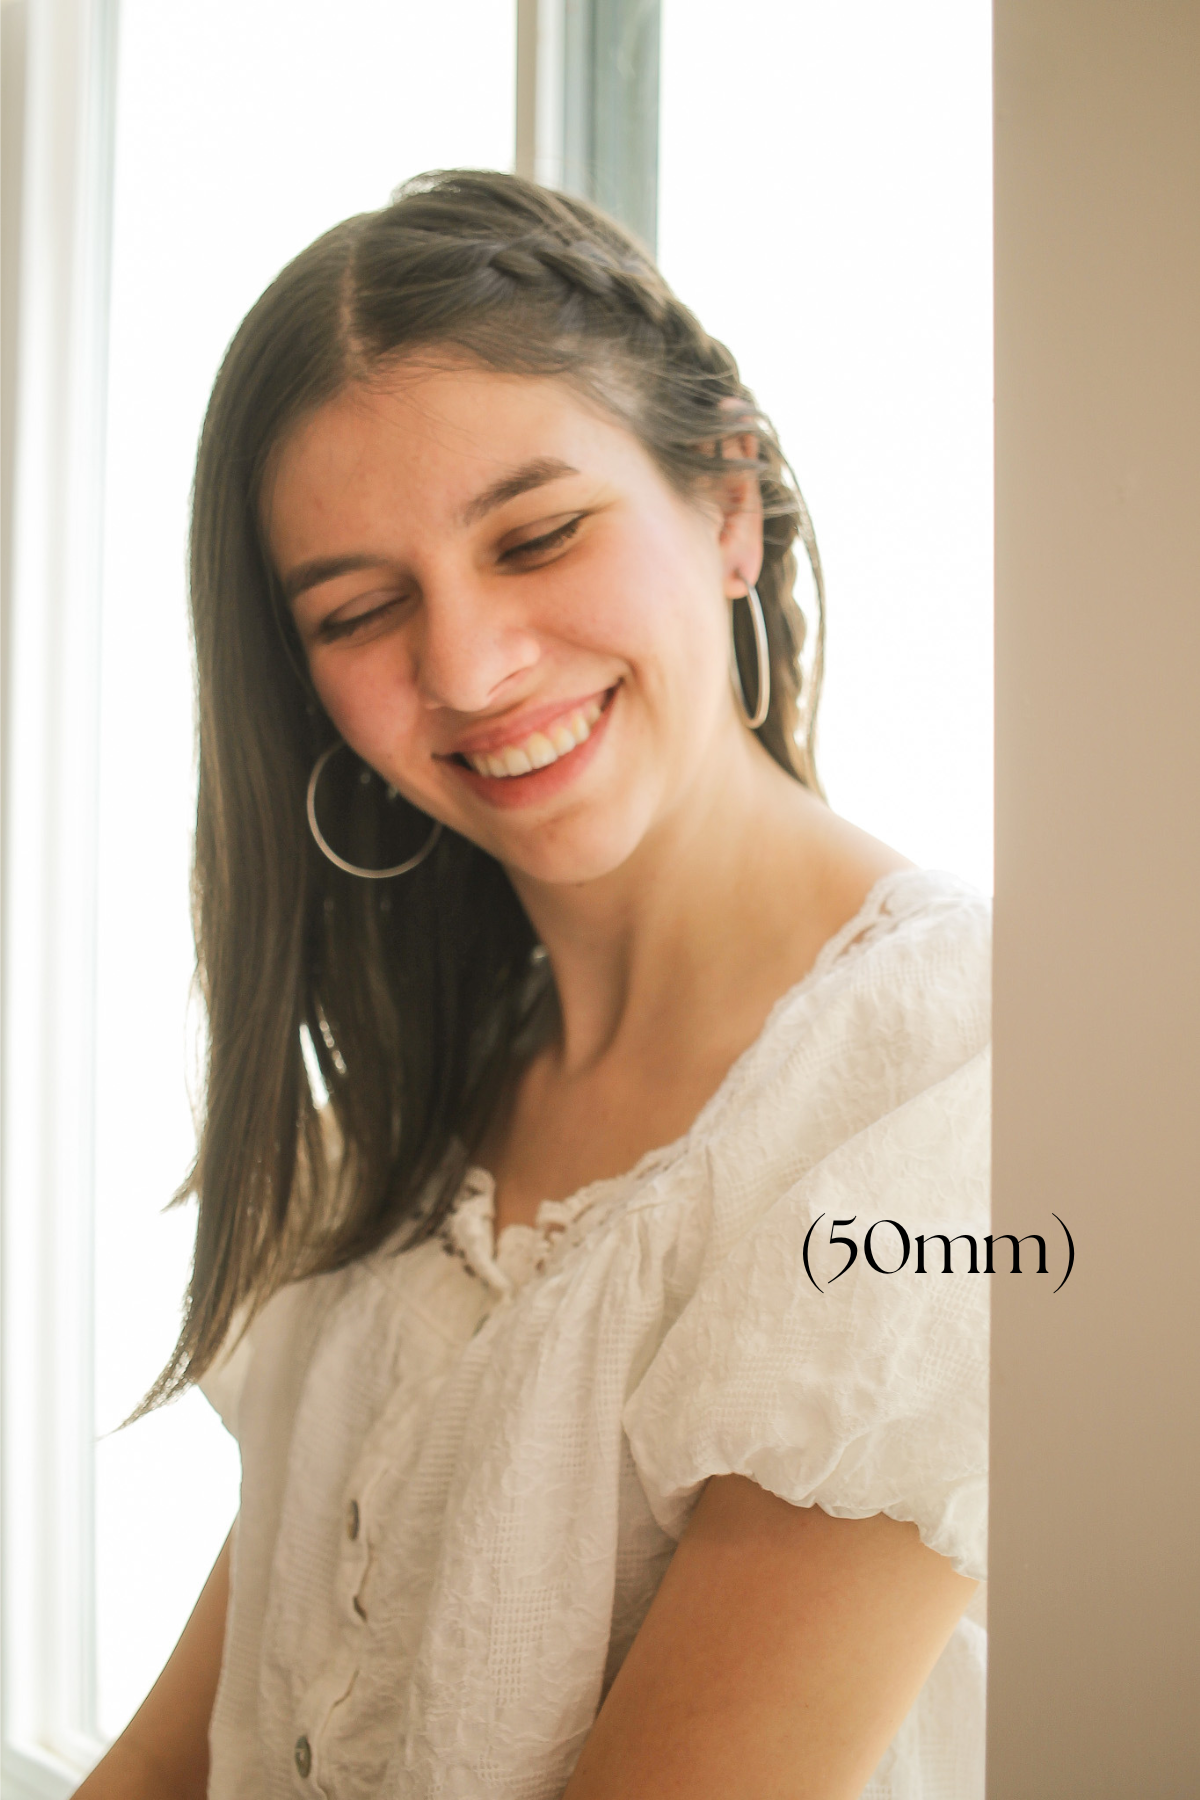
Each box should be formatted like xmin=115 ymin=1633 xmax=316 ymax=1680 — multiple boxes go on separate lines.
xmin=266 ymin=359 xmax=762 ymax=887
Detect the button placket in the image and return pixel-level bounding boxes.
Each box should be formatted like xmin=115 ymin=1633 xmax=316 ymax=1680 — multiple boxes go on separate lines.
xmin=341 ymin=1460 xmax=385 ymax=1625
xmin=292 ymin=1656 xmax=358 ymax=1798
xmin=344 ymin=1494 xmax=368 ymax=1616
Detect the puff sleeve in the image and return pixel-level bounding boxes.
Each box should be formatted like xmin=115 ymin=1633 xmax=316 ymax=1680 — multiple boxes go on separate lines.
xmin=623 ymin=1049 xmax=991 ymax=1580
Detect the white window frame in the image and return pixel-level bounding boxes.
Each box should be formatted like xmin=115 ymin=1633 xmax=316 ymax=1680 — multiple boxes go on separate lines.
xmin=1 ymin=0 xmax=118 ymax=1792
xmin=516 ymin=0 xmax=661 ymax=249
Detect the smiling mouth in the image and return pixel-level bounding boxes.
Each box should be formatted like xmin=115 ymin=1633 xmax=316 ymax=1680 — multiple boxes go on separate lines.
xmin=453 ymin=689 xmax=614 ymax=779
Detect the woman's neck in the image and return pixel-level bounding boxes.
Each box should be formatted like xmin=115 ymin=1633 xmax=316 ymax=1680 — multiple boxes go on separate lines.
xmin=506 ymin=730 xmax=866 ymax=1081
xmin=482 ymin=734 xmax=909 ymax=1229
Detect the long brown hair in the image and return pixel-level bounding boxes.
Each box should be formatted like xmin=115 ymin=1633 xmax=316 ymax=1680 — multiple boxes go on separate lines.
xmin=145 ymin=169 xmax=825 ymax=1409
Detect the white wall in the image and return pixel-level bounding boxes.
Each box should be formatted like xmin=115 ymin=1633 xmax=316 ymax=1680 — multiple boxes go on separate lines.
xmin=92 ymin=0 xmax=515 ymax=1740
xmin=658 ymin=0 xmax=993 ymax=893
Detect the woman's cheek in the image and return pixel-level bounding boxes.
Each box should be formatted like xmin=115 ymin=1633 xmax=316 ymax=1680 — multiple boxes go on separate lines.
xmin=311 ymin=657 xmax=421 ymax=783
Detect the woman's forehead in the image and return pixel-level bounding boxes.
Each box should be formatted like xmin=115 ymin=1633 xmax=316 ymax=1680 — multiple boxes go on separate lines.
xmin=267 ymin=365 xmax=640 ymax=528
xmin=301 ymin=364 xmax=612 ymax=468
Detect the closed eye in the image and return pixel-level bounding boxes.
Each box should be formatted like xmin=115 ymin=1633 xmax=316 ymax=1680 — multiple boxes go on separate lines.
xmin=316 ymin=594 xmax=406 ymax=643
xmin=312 ymin=514 xmax=584 ymax=642
xmin=500 ymin=514 xmax=584 ymax=564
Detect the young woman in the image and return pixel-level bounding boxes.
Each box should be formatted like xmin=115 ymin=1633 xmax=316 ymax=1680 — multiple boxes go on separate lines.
xmin=78 ymin=170 xmax=991 ymax=1800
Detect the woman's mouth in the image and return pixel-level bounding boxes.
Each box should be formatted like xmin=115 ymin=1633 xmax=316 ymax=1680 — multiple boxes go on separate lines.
xmin=461 ymin=695 xmax=606 ymax=778
xmin=446 ymin=687 xmax=618 ymax=809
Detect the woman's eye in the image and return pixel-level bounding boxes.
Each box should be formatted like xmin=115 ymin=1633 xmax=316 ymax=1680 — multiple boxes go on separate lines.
xmin=317 ymin=596 xmax=403 ymax=643
xmin=501 ymin=516 xmax=583 ymax=563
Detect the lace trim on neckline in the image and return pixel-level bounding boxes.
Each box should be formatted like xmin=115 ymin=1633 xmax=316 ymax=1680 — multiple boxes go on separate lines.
xmin=440 ymin=1166 xmax=617 ymax=1295
xmin=439 ymin=866 xmax=969 ymax=1292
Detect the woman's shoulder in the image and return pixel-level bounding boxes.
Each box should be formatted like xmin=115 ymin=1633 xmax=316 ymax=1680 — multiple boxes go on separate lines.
xmin=623 ymin=870 xmax=992 ymax=1565
xmin=664 ymin=865 xmax=989 ymax=1264
xmin=714 ymin=865 xmax=989 ymax=1120
xmin=808 ymin=860 xmax=990 ymax=977
xmin=829 ymin=863 xmax=992 ymax=1027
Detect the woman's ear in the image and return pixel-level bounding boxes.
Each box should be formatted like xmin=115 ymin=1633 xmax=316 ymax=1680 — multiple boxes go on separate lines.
xmin=713 ymin=430 xmax=764 ymax=593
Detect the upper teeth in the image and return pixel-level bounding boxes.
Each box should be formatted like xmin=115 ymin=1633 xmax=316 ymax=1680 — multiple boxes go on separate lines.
xmin=466 ymin=698 xmax=605 ymax=778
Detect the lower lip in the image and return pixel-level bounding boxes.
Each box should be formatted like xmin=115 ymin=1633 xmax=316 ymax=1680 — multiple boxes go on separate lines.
xmin=447 ymin=688 xmax=618 ymax=811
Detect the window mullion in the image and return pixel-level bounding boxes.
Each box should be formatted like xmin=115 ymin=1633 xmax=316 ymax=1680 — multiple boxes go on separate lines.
xmin=516 ymin=0 xmax=661 ymax=252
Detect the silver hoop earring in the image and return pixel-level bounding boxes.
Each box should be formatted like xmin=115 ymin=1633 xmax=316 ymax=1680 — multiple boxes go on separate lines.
xmin=306 ymin=742 xmax=442 ymax=879
xmin=729 ymin=581 xmax=770 ymax=730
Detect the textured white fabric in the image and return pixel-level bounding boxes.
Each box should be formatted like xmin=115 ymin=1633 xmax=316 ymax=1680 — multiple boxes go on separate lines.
xmin=201 ymin=867 xmax=992 ymax=1800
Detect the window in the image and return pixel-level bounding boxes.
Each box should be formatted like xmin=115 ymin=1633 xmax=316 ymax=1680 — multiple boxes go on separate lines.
xmin=2 ymin=4 xmax=990 ymax=1789
xmin=657 ymin=0 xmax=993 ymax=889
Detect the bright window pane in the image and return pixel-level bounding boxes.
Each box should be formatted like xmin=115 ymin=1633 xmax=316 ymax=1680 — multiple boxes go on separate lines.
xmin=93 ymin=0 xmax=515 ymax=1741
xmin=659 ymin=0 xmax=993 ymax=892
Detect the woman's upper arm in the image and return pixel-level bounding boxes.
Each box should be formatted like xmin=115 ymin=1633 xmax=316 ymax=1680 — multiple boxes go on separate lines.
xmin=562 ymin=1475 xmax=977 ymax=1800
xmin=73 ymin=1529 xmax=232 ymax=1800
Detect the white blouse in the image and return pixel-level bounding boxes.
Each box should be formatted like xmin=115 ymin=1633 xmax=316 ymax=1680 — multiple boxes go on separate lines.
xmin=201 ymin=866 xmax=992 ymax=1800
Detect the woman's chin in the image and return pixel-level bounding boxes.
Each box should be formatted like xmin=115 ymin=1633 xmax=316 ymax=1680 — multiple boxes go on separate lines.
xmin=494 ymin=812 xmax=656 ymax=891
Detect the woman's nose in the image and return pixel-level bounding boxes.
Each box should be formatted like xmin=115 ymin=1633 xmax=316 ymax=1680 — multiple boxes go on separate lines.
xmin=411 ymin=578 xmax=542 ymax=715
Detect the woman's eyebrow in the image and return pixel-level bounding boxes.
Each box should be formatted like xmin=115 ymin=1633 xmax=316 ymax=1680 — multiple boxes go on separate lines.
xmin=282 ymin=554 xmax=393 ymax=604
xmin=281 ymin=459 xmax=581 ymax=601
xmin=460 ymin=456 xmax=580 ymax=526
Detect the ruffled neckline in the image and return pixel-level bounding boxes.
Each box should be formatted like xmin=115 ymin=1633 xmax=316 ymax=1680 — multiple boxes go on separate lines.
xmin=442 ymin=866 xmax=971 ymax=1294
xmin=442 ymin=1165 xmax=623 ymax=1295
